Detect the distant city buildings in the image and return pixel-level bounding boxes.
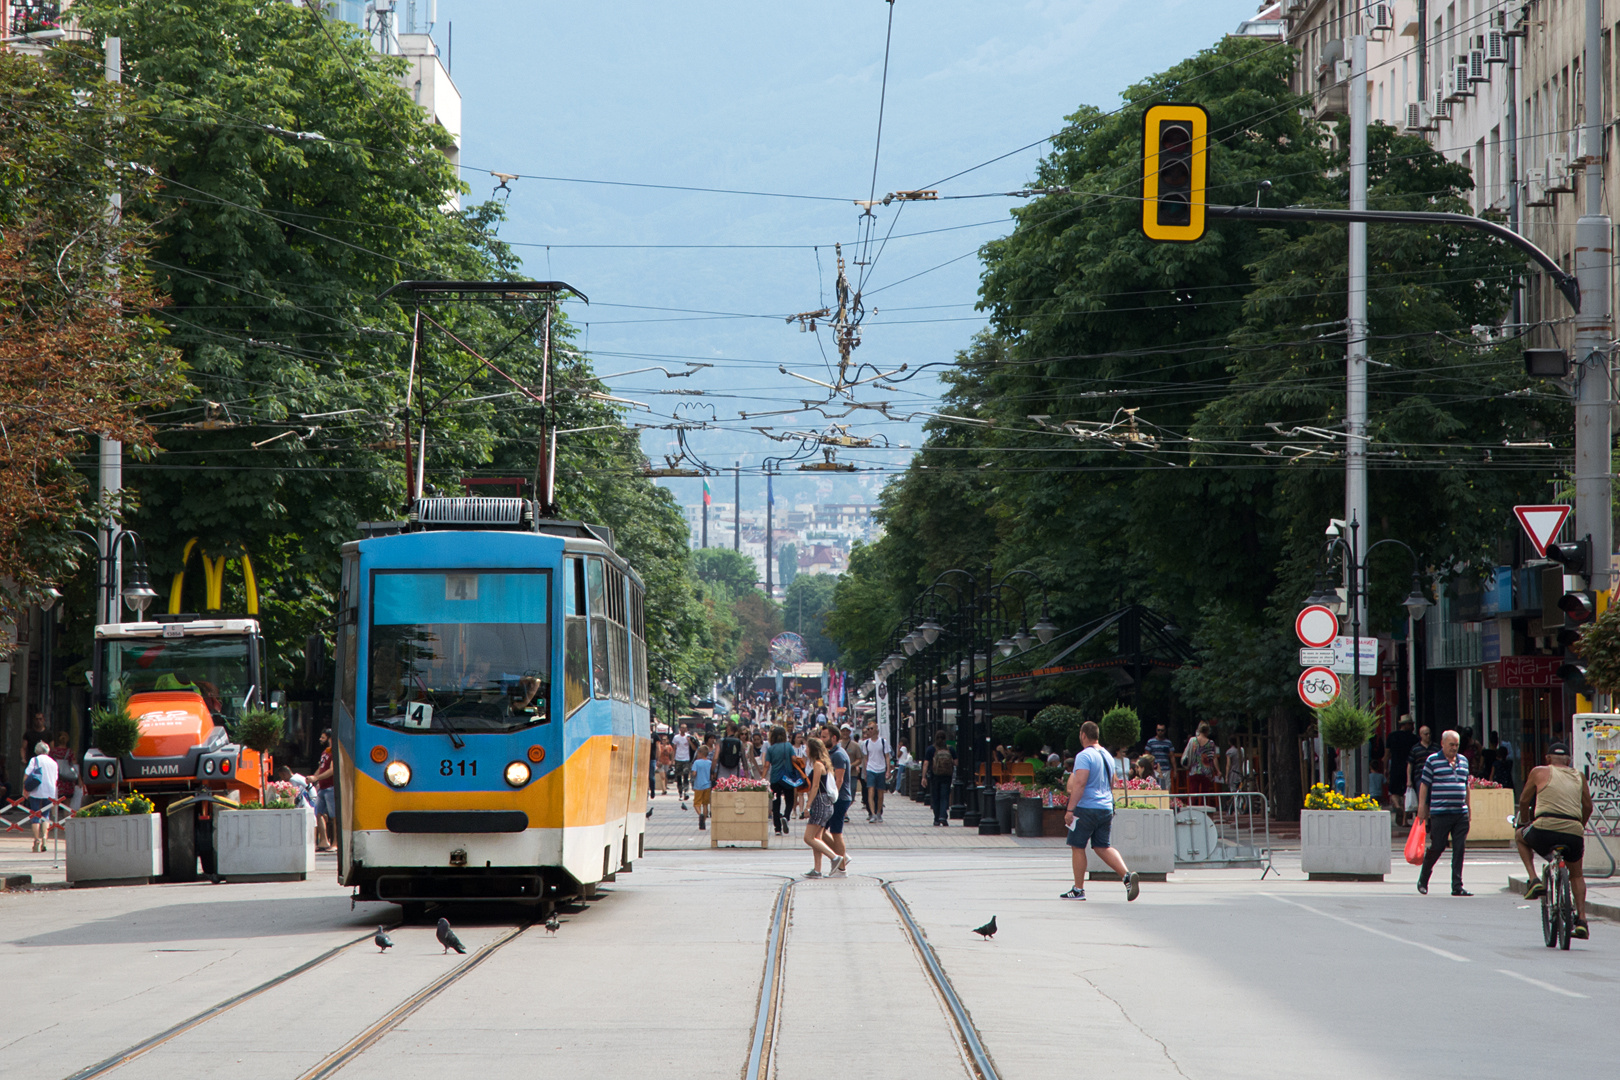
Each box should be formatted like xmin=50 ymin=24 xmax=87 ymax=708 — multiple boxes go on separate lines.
xmin=681 ymin=501 xmax=881 ymax=596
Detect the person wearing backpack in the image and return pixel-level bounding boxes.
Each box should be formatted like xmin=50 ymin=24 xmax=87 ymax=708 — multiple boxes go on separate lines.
xmin=860 ymin=722 xmax=894 ymax=823
xmin=715 ymin=723 xmax=746 ymax=780
xmin=23 ymin=741 xmax=58 ymax=852
xmin=928 ymin=730 xmax=955 ymax=827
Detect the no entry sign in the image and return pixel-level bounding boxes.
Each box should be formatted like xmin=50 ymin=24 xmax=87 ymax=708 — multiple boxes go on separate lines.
xmin=1295 ymin=605 xmax=1339 ymax=649
xmin=1297 ymin=666 xmax=1341 ymax=709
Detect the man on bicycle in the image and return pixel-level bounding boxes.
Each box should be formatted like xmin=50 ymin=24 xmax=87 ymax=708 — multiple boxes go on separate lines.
xmin=1516 ymin=741 xmax=1593 ymax=939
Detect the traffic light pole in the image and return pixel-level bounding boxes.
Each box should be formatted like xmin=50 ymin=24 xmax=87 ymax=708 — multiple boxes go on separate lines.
xmin=1207 ymin=205 xmax=1581 ymax=312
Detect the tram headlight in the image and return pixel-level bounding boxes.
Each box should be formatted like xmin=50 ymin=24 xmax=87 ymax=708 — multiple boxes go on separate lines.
xmin=384 ymin=760 xmax=412 ymax=788
xmin=504 ymin=761 xmax=531 ymax=788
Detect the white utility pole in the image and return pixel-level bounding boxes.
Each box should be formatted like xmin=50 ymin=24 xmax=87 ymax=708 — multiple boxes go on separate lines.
xmin=1344 ymin=25 xmax=1370 ymax=795
xmin=101 ymin=36 xmax=122 ymax=625
xmin=1574 ymin=0 xmax=1613 ymax=598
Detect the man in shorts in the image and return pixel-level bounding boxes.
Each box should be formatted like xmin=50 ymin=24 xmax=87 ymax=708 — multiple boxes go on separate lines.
xmin=823 ymin=725 xmax=853 ymax=874
xmin=1061 ymin=721 xmax=1140 ymax=902
xmin=1516 ymin=741 xmax=1593 ymax=938
xmin=691 ymin=745 xmax=714 ymax=831
xmin=671 ymin=723 xmax=694 ymax=804
xmin=860 ymin=722 xmax=893 ymax=822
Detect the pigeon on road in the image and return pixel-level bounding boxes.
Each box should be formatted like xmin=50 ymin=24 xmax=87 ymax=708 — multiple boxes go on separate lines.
xmin=970 ymin=916 xmax=997 ymax=941
xmin=374 ymin=926 xmax=394 ymax=952
xmin=436 ymin=917 xmax=467 ymax=955
xmin=545 ymin=913 xmax=560 ymax=934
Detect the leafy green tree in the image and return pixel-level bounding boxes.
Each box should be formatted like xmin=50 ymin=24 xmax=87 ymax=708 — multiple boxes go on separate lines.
xmin=0 ymin=46 xmax=181 ymax=619
xmin=691 ymin=548 xmax=760 ymax=595
xmin=57 ymin=0 xmax=710 ymax=702
xmin=783 ymin=574 xmax=839 ymax=664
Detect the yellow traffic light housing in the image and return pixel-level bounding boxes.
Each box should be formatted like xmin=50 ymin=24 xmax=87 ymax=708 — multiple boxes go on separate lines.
xmin=1141 ymin=103 xmax=1208 ymax=242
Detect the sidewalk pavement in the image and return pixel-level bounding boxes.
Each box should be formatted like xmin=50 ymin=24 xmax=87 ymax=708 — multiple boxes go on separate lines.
xmin=0 ymin=832 xmax=67 ymax=890
xmin=643 ymin=783 xmax=1067 ymax=851
xmin=1505 ymin=870 xmax=1620 ymax=922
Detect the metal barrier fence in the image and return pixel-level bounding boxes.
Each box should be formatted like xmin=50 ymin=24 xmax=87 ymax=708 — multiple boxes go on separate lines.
xmin=1585 ymin=796 xmax=1620 ymax=878
xmin=1 ymin=795 xmax=77 ymax=867
xmin=1165 ymin=789 xmax=1274 ymax=878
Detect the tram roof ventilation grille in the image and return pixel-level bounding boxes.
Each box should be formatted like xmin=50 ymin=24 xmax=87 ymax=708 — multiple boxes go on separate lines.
xmin=413 ymin=497 xmax=529 ymax=527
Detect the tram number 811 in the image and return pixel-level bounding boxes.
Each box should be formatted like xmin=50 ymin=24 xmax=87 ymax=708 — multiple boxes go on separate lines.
xmin=441 ymin=759 xmax=478 ymax=777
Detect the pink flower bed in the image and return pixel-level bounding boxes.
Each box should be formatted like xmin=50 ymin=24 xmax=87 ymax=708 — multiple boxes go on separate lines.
xmin=713 ymin=776 xmax=770 ymax=792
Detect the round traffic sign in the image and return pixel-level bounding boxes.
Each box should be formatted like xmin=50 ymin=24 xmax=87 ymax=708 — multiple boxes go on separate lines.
xmin=1295 ymin=604 xmax=1339 ymax=648
xmin=1297 ymin=666 xmax=1341 ymax=709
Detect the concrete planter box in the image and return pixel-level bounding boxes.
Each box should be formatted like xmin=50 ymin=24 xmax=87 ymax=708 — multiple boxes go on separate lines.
xmin=216 ymin=806 xmax=316 ymax=881
xmin=1088 ymin=807 xmax=1175 ymax=880
xmin=710 ymin=789 xmax=771 ymax=848
xmin=1115 ymin=789 xmax=1176 ymax=809
xmin=1300 ymin=809 xmax=1392 ymax=880
xmin=66 ymin=813 xmax=162 ymax=887
xmin=1467 ymin=788 xmax=1515 ymax=842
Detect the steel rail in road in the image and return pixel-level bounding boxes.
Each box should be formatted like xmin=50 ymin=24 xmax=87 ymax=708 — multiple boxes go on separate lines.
xmin=297 ymin=922 xmax=531 ymax=1080
xmin=744 ymin=880 xmax=795 ymax=1080
xmin=881 ymin=880 xmax=1001 ymax=1080
xmin=63 ymin=926 xmax=389 ymax=1080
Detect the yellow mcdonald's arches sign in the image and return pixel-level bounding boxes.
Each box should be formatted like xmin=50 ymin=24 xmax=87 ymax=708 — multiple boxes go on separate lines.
xmin=169 ymin=539 xmax=259 ymax=615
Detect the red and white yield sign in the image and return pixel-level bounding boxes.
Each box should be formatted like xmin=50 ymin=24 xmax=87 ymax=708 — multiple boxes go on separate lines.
xmin=1514 ymin=504 xmax=1571 ymax=558
xmin=1298 ymin=666 xmax=1342 ymax=709
xmin=1295 ymin=605 xmax=1340 ymax=649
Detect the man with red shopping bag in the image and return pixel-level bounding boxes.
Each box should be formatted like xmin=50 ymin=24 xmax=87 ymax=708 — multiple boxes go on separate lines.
xmin=1415 ymin=730 xmax=1471 ymax=896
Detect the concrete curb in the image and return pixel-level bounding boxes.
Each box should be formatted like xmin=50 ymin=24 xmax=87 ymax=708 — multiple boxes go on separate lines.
xmin=2 ymin=873 xmax=30 ymax=891
xmin=1506 ymin=873 xmax=1620 ymax=922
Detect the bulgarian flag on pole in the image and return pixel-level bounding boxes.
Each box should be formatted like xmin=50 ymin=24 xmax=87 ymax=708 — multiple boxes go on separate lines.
xmin=702 ymin=477 xmax=712 ymax=506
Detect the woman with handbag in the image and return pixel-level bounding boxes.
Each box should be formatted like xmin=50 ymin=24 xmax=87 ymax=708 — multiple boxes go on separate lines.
xmin=801 ymin=737 xmax=843 ymax=877
xmin=766 ymin=726 xmax=800 ymax=835
xmin=23 ymin=742 xmax=58 ymax=853
xmin=1181 ymin=723 xmax=1223 ymax=807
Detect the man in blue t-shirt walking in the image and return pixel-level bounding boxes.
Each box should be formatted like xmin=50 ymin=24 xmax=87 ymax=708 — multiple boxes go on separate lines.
xmin=1061 ymin=720 xmax=1141 ymax=902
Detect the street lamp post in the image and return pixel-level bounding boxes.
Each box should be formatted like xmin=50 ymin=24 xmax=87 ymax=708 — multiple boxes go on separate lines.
xmin=879 ymin=567 xmax=1054 ymax=827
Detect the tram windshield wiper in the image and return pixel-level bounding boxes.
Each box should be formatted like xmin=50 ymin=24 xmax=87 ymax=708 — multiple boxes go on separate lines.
xmin=437 ymin=712 xmax=466 ymax=750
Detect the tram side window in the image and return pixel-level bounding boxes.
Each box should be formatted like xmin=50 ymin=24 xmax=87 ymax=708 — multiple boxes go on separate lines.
xmin=565 ymin=556 xmax=589 ymax=717
xmin=630 ymin=583 xmax=648 ymax=706
xmin=587 ymin=557 xmax=611 ymax=699
xmin=338 ymin=555 xmax=358 ymax=719
xmin=608 ymin=566 xmax=629 ymax=701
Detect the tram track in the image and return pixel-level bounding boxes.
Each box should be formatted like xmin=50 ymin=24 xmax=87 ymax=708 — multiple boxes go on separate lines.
xmin=746 ymin=875 xmax=1000 ymax=1080
xmin=60 ymin=918 xmax=530 ymax=1080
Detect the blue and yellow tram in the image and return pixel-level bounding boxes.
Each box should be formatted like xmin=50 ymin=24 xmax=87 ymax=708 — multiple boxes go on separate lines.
xmin=332 ymin=497 xmax=650 ymax=909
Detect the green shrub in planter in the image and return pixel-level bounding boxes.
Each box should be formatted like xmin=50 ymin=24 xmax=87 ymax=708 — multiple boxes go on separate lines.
xmin=92 ymin=692 xmax=141 ymax=796
xmin=1011 ymin=728 xmax=1043 ymax=757
xmin=990 ymin=715 xmax=1025 ymax=744
xmin=1033 ymin=763 xmax=1066 ymax=788
xmin=1316 ymin=698 xmax=1378 ymax=752
xmin=236 ymin=709 xmax=285 ymax=793
xmin=1033 ymin=704 xmax=1084 ymax=749
xmin=1099 ymin=705 xmax=1141 ymax=754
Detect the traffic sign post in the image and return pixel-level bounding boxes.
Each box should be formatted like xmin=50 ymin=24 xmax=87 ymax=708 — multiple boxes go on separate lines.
xmin=1297 ymin=666 xmax=1341 ymax=709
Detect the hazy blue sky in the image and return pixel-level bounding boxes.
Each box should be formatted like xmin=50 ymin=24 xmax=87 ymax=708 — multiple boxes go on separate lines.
xmin=431 ymin=0 xmax=1265 ymax=509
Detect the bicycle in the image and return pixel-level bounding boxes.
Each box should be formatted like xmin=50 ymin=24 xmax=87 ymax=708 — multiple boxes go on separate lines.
xmin=1538 ymin=843 xmax=1576 ymax=951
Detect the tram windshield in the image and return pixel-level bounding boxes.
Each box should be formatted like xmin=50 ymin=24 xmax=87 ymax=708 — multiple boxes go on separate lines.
xmin=367 ymin=570 xmax=552 ymax=733
xmin=101 ymin=634 xmax=255 ymax=722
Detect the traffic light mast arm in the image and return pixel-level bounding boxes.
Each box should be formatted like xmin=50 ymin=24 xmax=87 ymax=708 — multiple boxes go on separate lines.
xmin=1207 ymin=204 xmax=1580 ymax=313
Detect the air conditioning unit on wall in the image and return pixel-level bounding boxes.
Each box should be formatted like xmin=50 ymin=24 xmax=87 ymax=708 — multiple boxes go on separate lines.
xmin=1546 ymin=154 xmax=1575 ymax=194
xmin=1486 ymin=28 xmax=1507 ymax=63
xmin=1524 ymin=168 xmax=1551 ymax=207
